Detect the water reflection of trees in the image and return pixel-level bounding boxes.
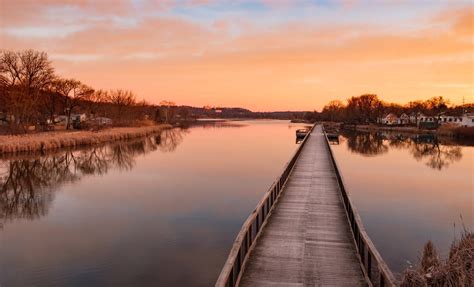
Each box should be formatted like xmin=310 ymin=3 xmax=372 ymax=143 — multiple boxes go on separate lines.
xmin=345 ymin=132 xmax=389 ymax=156
xmin=199 ymin=121 xmax=247 ymax=129
xmin=0 ymin=128 xmax=185 ymax=222
xmin=409 ymin=137 xmax=462 ymax=170
xmin=342 ymin=131 xmax=464 ymax=170
xmin=157 ymin=128 xmax=187 ymax=152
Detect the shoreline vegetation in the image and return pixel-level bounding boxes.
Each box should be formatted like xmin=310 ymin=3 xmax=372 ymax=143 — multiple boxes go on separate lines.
xmin=0 ymin=124 xmax=171 ymax=154
xmin=322 ymin=122 xmax=474 ymax=139
xmin=402 ymin=231 xmax=473 ymax=286
xmin=354 ymin=124 xmax=474 ymax=139
xmin=0 ymin=50 xmax=313 ymax=137
xmin=305 ymin=94 xmax=474 ymax=139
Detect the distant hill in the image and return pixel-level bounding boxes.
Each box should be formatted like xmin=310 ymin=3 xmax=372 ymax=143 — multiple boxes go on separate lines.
xmin=175 ymin=105 xmax=310 ymax=120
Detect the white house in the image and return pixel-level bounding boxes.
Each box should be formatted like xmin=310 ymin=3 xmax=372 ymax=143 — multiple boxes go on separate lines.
xmin=54 ymin=115 xmax=68 ymax=125
xmin=381 ymin=113 xmax=399 ymax=125
xmin=93 ymin=117 xmax=113 ymax=126
xmin=417 ymin=113 xmax=474 ymax=128
xmin=417 ymin=114 xmax=436 ymax=124
xmin=70 ymin=113 xmax=87 ymax=123
xmin=436 ymin=114 xmax=474 ymax=127
xmin=399 ymin=113 xmax=410 ymax=125
xmin=438 ymin=115 xmax=463 ymax=125
xmin=461 ymin=113 xmax=474 ymax=127
xmin=417 ymin=114 xmax=438 ymax=129
xmin=409 ymin=113 xmax=418 ymax=124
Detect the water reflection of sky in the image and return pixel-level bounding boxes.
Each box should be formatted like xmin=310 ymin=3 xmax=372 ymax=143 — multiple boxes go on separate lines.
xmin=0 ymin=120 xmax=309 ymax=287
xmin=331 ymin=131 xmax=473 ymax=276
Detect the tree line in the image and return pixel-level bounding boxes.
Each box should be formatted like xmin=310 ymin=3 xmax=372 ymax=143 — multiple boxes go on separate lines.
xmin=0 ymin=50 xmax=246 ymax=135
xmin=0 ymin=49 xmax=167 ymax=134
xmin=2 ymin=50 xmax=472 ymax=133
xmin=304 ymin=94 xmax=473 ymax=124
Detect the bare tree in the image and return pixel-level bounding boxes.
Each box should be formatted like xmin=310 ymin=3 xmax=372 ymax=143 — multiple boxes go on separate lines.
xmin=158 ymin=100 xmax=177 ymax=123
xmin=107 ymin=89 xmax=136 ymax=122
xmin=86 ymin=89 xmax=108 ymax=117
xmin=52 ymin=78 xmax=94 ymax=129
xmin=0 ymin=50 xmax=53 ymax=89
xmin=0 ymin=50 xmax=54 ymax=132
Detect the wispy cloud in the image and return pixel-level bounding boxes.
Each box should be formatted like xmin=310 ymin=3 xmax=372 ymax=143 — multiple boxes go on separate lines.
xmin=50 ymin=53 xmax=105 ymax=62
xmin=3 ymin=25 xmax=88 ymax=38
xmin=1 ymin=0 xmax=472 ymax=110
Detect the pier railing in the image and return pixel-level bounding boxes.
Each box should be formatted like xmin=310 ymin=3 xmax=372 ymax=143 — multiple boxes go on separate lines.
xmin=215 ymin=125 xmax=315 ymax=287
xmin=323 ymin=129 xmax=398 ymax=287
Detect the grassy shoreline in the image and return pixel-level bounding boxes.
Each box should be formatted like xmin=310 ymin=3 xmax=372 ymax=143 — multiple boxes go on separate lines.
xmin=0 ymin=125 xmax=172 ymax=154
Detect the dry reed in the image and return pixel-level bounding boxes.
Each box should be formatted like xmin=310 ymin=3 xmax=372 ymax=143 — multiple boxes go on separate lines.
xmin=401 ymin=231 xmax=473 ymax=287
xmin=0 ymin=125 xmax=171 ymax=154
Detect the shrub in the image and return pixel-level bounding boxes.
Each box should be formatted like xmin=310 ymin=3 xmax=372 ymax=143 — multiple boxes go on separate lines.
xmin=402 ymin=231 xmax=473 ymax=287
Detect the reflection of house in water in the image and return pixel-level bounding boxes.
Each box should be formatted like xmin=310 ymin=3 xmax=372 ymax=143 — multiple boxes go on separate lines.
xmin=412 ymin=134 xmax=437 ymax=144
xmin=0 ymin=128 xmax=186 ymax=222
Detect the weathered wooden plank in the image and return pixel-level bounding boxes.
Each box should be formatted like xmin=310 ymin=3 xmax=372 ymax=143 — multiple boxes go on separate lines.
xmin=239 ymin=126 xmax=367 ymax=286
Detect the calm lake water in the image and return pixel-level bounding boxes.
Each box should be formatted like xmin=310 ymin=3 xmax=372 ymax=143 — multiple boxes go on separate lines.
xmin=1 ymin=122 xmax=472 ymax=286
xmin=0 ymin=120 xmax=309 ymax=287
xmin=330 ymin=130 xmax=473 ymax=274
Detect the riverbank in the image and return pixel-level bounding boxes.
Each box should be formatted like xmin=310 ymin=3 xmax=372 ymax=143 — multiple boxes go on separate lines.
xmin=0 ymin=125 xmax=172 ymax=154
xmin=352 ymin=124 xmax=435 ymax=134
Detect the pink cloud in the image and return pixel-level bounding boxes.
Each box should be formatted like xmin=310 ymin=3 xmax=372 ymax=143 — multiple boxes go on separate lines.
xmin=1 ymin=2 xmax=472 ymax=110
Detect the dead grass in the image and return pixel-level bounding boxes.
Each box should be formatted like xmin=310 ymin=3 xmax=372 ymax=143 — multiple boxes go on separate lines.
xmin=438 ymin=125 xmax=474 ymax=139
xmin=454 ymin=126 xmax=474 ymax=139
xmin=0 ymin=124 xmax=172 ymax=154
xmin=401 ymin=231 xmax=473 ymax=286
xmin=437 ymin=124 xmax=458 ymax=137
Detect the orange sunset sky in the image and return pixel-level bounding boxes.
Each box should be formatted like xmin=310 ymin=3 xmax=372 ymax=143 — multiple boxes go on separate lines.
xmin=1 ymin=0 xmax=473 ymax=111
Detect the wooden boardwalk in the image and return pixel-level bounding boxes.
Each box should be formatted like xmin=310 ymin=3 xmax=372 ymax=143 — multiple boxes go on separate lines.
xmin=216 ymin=124 xmax=397 ymax=287
xmin=238 ymin=126 xmax=366 ymax=286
